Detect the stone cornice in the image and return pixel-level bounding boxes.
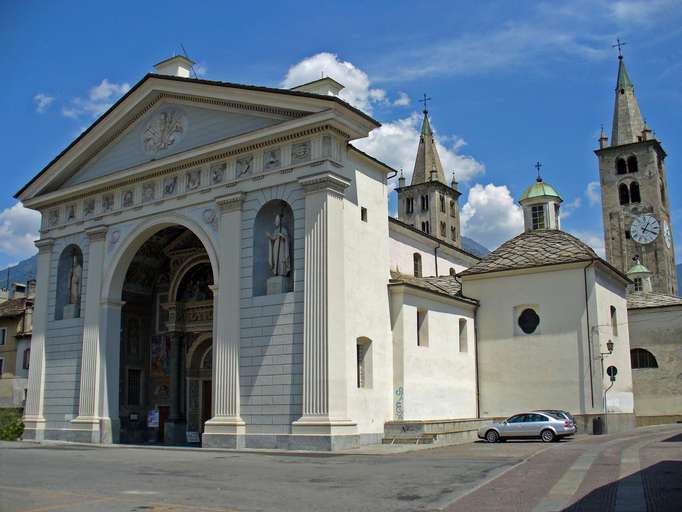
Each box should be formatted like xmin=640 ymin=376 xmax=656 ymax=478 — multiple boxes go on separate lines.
xmin=215 ymin=192 xmax=244 ymax=213
xmin=34 ymin=238 xmax=55 ymax=252
xmin=85 ymin=225 xmax=108 ymax=241
xmin=298 ymin=171 xmax=351 ymax=196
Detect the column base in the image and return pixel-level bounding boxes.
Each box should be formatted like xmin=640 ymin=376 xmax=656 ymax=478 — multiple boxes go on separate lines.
xmin=22 ymin=415 xmax=46 ymax=441
xmin=290 ymin=417 xmax=359 ymax=451
xmin=99 ymin=417 xmax=120 ymax=444
xmin=202 ymin=416 xmax=246 ymax=448
xmin=164 ymin=418 xmax=187 ymax=445
xmin=68 ymin=416 xmax=102 ymax=443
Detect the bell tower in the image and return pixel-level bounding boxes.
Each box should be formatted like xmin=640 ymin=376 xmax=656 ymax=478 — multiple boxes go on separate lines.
xmin=594 ymin=50 xmax=677 ymax=295
xmin=396 ymin=100 xmax=462 ymax=247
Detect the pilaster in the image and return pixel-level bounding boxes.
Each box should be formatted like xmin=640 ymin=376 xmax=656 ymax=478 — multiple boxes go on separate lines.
xmin=98 ymin=298 xmax=124 ymax=444
xmin=22 ymin=238 xmax=54 ymax=440
xmin=292 ymin=172 xmax=357 ymax=438
xmin=203 ymin=193 xmax=245 ymax=448
xmin=71 ymin=225 xmax=108 ymax=440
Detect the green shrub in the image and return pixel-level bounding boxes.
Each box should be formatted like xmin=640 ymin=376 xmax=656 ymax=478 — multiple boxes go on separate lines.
xmin=0 ymin=408 xmax=24 ymax=441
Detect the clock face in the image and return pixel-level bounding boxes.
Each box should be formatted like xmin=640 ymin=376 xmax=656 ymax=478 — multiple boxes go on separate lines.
xmin=630 ymin=214 xmax=660 ymax=245
xmin=663 ymin=221 xmax=672 ymax=249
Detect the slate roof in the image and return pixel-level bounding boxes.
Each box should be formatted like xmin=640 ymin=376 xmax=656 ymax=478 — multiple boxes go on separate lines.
xmin=627 ymin=292 xmax=682 ymax=310
xmin=0 ymin=298 xmax=27 ymax=318
xmin=460 ymin=229 xmax=608 ymax=277
xmin=389 ymin=270 xmax=478 ymax=305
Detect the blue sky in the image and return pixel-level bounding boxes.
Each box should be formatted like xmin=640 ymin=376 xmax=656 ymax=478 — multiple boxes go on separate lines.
xmin=1 ymin=0 xmax=681 ymax=268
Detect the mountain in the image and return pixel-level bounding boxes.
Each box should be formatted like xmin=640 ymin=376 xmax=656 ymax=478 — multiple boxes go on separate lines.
xmin=462 ymin=236 xmax=490 ymax=258
xmin=0 ymin=254 xmax=37 ymax=286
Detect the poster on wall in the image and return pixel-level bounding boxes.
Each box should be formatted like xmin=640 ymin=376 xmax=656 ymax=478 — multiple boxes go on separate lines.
xmin=147 ymin=409 xmax=159 ymax=428
xmin=186 ymin=431 xmax=200 ymax=443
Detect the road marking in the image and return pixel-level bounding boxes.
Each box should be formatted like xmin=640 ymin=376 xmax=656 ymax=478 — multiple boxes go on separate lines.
xmin=122 ymin=490 xmax=160 ymax=495
xmin=531 ymin=449 xmax=602 ymax=512
xmin=614 ymin=437 xmax=651 ymax=512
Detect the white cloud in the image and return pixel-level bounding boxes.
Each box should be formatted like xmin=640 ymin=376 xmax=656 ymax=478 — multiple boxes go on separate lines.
xmin=393 ymin=92 xmax=410 ymax=107
xmin=281 ymin=52 xmax=387 ymax=114
xmin=193 ymin=63 xmax=208 ymax=77
xmin=460 ymin=183 xmax=524 ymax=250
xmin=561 ymin=197 xmax=582 ymax=219
xmin=608 ymin=0 xmax=680 ymax=24
xmin=62 ymin=79 xmax=131 ymax=120
xmin=353 ymin=112 xmax=485 ymax=183
xmin=586 ymin=181 xmax=601 ymax=206
xmin=0 ymin=202 xmax=41 ymax=260
xmin=570 ymin=229 xmax=606 ymax=258
xmin=33 ymin=93 xmax=54 ymax=113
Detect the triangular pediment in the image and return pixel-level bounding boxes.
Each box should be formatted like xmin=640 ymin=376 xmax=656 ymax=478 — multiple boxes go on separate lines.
xmin=57 ymin=99 xmax=290 ymax=190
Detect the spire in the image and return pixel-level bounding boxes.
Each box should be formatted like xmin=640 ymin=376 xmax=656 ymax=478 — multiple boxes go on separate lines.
xmin=611 ymin=55 xmax=645 ymax=146
xmin=410 ymin=109 xmax=446 ymax=185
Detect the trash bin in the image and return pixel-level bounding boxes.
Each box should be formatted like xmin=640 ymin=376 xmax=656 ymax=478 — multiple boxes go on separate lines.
xmin=593 ymin=416 xmax=604 ymax=435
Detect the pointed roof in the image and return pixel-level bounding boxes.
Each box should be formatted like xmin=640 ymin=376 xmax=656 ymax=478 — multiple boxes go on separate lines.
xmin=611 ymin=57 xmax=645 ymax=146
xmin=411 ymin=111 xmax=446 ymax=185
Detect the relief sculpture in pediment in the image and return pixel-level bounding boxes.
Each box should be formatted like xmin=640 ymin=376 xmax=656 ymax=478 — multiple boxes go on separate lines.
xmin=142 ymin=108 xmax=187 ymax=155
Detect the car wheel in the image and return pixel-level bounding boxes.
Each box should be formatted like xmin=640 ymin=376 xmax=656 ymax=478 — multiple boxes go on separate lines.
xmin=485 ymin=430 xmax=500 ymax=443
xmin=541 ymin=429 xmax=555 ymax=443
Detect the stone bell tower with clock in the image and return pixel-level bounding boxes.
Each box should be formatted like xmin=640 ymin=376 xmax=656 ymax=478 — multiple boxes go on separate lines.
xmin=595 ymin=48 xmax=677 ymax=296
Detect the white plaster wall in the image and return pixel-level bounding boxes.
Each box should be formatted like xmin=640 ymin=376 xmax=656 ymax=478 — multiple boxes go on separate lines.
xmin=389 ymin=228 xmax=469 ymax=277
xmin=390 ymin=289 xmax=477 ymax=421
xmin=464 ymin=266 xmax=599 ymax=418
xmin=344 ymin=161 xmax=394 ymax=434
xmin=593 ymin=269 xmax=634 ymax=414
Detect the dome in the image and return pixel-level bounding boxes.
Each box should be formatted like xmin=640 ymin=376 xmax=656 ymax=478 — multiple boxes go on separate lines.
xmin=519 ymin=179 xmax=562 ymax=202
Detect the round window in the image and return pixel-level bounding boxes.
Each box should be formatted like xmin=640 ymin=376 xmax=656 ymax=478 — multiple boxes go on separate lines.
xmin=518 ymin=308 xmax=540 ymax=334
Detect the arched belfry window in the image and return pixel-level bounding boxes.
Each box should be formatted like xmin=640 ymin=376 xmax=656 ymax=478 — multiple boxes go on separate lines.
xmin=629 ymin=181 xmax=641 ymax=203
xmin=627 ymin=156 xmax=639 ymax=174
xmin=55 ymin=244 xmax=83 ymax=320
xmin=616 ymin=158 xmax=627 ymax=175
xmin=253 ymin=199 xmax=294 ymax=296
xmin=619 ymin=184 xmax=630 ymax=205
xmin=630 ymin=348 xmax=658 ymax=369
xmin=413 ymin=253 xmax=422 ymax=277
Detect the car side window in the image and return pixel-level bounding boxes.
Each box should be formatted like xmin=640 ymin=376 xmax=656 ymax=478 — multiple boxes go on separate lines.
xmin=508 ymin=415 xmax=524 ymax=423
xmin=525 ymin=414 xmax=543 ymax=422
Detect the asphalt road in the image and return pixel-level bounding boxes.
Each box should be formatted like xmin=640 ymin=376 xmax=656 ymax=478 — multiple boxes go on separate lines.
xmin=1 ymin=425 xmax=681 ymax=512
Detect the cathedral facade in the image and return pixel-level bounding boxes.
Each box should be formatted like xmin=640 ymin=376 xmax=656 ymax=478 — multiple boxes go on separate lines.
xmin=16 ymin=54 xmax=678 ymax=449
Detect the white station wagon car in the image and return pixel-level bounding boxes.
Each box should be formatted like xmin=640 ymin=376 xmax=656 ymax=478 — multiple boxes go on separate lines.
xmin=478 ymin=412 xmax=577 ymax=443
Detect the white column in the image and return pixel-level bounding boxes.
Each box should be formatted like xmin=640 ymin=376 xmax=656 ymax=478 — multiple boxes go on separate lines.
xmin=98 ymin=298 xmax=124 ymax=444
xmin=292 ymin=171 xmax=356 ymax=437
xmin=71 ymin=226 xmax=107 ymax=439
xmin=23 ymin=238 xmax=54 ymax=440
xmin=203 ymin=193 xmax=245 ymax=447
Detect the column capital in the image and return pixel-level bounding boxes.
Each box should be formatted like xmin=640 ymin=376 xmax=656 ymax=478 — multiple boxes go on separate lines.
xmin=86 ymin=225 xmax=108 ymax=241
xmin=100 ymin=298 xmax=126 ymax=308
xmin=34 ymin=238 xmax=54 ymax=252
xmin=298 ymin=172 xmax=351 ymax=196
xmin=215 ymin=193 xmax=244 ymax=213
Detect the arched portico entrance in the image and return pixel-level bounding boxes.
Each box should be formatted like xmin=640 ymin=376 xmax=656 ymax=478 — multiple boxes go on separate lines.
xmin=103 ymin=220 xmax=218 ymax=445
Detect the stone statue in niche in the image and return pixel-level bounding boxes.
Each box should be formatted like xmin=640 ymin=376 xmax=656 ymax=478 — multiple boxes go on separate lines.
xmin=122 ymin=189 xmax=134 ymax=207
xmin=264 ymin=148 xmax=281 ymax=171
xmin=102 ymin=194 xmax=114 ymax=212
xmin=266 ymin=213 xmax=290 ymax=294
xmin=68 ymin=254 xmax=82 ymax=305
xmin=291 ymin=141 xmax=311 ymax=164
xmin=142 ymin=109 xmax=186 ymax=154
xmin=66 ymin=205 xmax=76 ymax=221
xmin=83 ymin=199 xmax=95 ymax=217
xmin=186 ymin=170 xmax=200 ymax=190
xmin=163 ymin=176 xmax=177 ymax=196
xmin=236 ymin=155 xmax=253 ymax=178
xmin=211 ymin=162 xmax=226 ymax=184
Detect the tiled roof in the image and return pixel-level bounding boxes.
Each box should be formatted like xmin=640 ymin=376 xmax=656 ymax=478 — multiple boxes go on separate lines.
xmin=0 ymin=298 xmax=27 ymax=318
xmin=389 ymin=270 xmax=478 ymax=305
xmin=627 ymin=292 xmax=682 ymax=309
xmin=460 ymin=229 xmax=601 ymax=277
